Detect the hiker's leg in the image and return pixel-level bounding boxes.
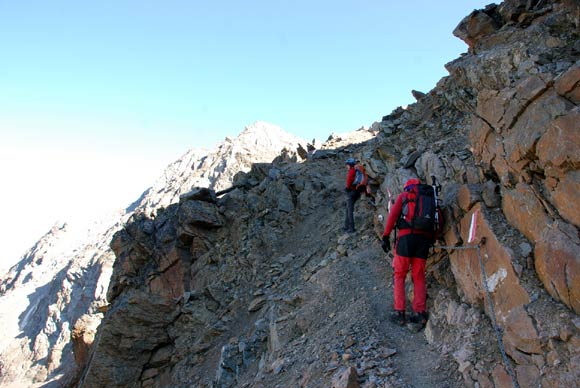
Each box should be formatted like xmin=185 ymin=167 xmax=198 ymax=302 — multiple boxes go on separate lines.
xmin=345 ymin=191 xmax=358 ymax=231
xmin=410 ymin=257 xmax=427 ymax=313
xmin=393 ymin=254 xmax=410 ymax=312
xmin=350 ymin=191 xmax=361 ymax=230
xmin=344 ymin=193 xmax=354 ymax=230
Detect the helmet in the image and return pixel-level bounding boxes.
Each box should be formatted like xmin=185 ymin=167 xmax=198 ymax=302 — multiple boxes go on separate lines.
xmin=345 ymin=158 xmax=356 ymax=166
xmin=404 ymin=178 xmax=420 ymax=191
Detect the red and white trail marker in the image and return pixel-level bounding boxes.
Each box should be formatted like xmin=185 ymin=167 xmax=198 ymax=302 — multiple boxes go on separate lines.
xmin=468 ymin=210 xmax=479 ymax=243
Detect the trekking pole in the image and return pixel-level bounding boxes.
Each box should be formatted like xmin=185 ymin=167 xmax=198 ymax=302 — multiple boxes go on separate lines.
xmin=430 ymin=175 xmax=441 ymax=231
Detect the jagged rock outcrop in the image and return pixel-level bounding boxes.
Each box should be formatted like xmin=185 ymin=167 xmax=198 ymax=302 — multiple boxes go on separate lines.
xmin=133 ymin=121 xmax=307 ymax=217
xmin=0 ymin=122 xmax=305 ymax=387
xmin=77 ymin=1 xmax=579 ymax=388
xmin=0 ymin=220 xmax=117 ymax=386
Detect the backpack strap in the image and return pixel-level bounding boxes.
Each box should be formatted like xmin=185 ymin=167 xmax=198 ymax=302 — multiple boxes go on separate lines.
xmin=396 ymin=192 xmax=414 ymax=230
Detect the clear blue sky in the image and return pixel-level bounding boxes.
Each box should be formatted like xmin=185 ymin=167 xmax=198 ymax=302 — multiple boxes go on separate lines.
xmin=0 ymin=1 xmax=493 ymax=270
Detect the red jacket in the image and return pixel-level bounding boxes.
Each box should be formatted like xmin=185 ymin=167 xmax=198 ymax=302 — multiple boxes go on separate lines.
xmin=345 ymin=167 xmax=356 ymax=189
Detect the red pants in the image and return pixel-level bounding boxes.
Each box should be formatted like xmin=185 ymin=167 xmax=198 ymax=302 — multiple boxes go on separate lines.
xmin=393 ymin=254 xmax=427 ymax=313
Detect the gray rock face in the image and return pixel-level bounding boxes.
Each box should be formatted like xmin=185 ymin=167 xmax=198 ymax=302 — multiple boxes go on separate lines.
xmin=0 ymin=122 xmax=305 ymax=387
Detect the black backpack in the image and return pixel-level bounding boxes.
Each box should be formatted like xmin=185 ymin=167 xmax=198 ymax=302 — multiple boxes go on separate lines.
xmin=397 ymin=184 xmax=437 ymax=231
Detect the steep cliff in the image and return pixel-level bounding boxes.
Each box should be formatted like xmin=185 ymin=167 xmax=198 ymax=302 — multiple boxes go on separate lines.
xmin=0 ymin=122 xmax=305 ymax=387
xmin=76 ymin=1 xmax=579 ymax=388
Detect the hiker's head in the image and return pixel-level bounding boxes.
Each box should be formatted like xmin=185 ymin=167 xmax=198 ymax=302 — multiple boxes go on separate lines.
xmin=404 ymin=178 xmax=421 ymax=192
xmin=345 ymin=158 xmax=356 ymax=167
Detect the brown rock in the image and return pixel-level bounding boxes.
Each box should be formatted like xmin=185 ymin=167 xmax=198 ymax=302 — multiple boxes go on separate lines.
xmin=476 ymin=372 xmax=494 ymax=388
xmin=457 ymin=184 xmax=482 ymax=212
xmin=476 ymin=75 xmax=552 ymax=134
xmin=534 ymin=222 xmax=580 ymax=314
xmin=449 ymin=204 xmax=530 ymax=317
xmin=481 ymin=181 xmax=501 ymax=208
xmin=536 ymin=107 xmax=580 ymax=170
xmin=502 ymin=183 xmax=550 ymax=241
xmin=491 ymin=364 xmax=513 ymax=388
xmin=158 ymin=245 xmax=189 ymax=273
xmin=502 ymin=306 xmax=542 ymax=355
xmin=178 ymin=200 xmax=224 ymax=230
xmin=412 ymin=89 xmax=426 ymax=101
xmin=149 ymin=262 xmax=186 ymax=299
xmin=344 ymin=335 xmax=356 ymax=349
xmin=453 ymin=10 xmax=500 ymax=48
xmin=516 ymin=364 xmax=541 ymax=388
xmin=248 ymin=296 xmax=267 ymax=312
xmin=469 ymin=115 xmax=494 ymax=165
xmin=475 ymin=88 xmax=507 ymax=131
xmin=551 ymin=171 xmax=580 ymax=228
xmin=504 ymin=89 xmax=566 ymax=167
xmin=149 ymin=345 xmax=173 ymax=367
xmin=497 ymin=0 xmax=527 ymax=22
xmin=555 ymin=62 xmax=580 ymax=104
xmin=80 ymin=293 xmax=178 ymax=387
xmin=141 ymin=368 xmax=160 ymax=380
xmin=505 ymin=75 xmax=553 ymax=130
xmin=332 ymin=367 xmax=360 ymax=388
xmin=71 ymin=314 xmax=101 ymax=371
xmin=381 ymin=348 xmax=397 ymax=358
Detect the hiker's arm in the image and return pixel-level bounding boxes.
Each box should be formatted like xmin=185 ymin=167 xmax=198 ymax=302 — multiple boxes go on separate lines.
xmin=345 ymin=168 xmax=355 ymax=189
xmin=383 ymin=194 xmax=403 ymax=237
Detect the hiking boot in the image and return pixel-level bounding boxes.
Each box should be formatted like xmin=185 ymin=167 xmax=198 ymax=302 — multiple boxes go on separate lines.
xmin=409 ymin=311 xmax=429 ymax=326
xmin=389 ymin=310 xmax=406 ymax=326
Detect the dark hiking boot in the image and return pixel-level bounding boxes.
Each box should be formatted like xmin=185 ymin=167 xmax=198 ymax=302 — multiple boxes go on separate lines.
xmin=389 ymin=310 xmax=406 ymax=326
xmin=409 ymin=311 xmax=429 ymax=326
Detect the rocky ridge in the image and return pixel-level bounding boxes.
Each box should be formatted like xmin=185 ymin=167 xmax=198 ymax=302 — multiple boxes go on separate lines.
xmin=0 ymin=122 xmax=306 ymax=387
xmin=76 ymin=1 xmax=579 ymax=388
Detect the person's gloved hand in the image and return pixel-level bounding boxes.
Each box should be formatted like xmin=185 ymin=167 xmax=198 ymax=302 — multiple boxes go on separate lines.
xmin=381 ymin=236 xmax=391 ymax=253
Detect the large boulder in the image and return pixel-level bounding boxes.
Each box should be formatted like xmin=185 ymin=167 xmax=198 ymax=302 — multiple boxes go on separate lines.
xmin=178 ymin=199 xmax=224 ymax=230
xmin=71 ymin=314 xmax=102 ymax=377
xmin=534 ymin=222 xmax=580 ymax=314
xmin=453 ymin=9 xmax=501 ymax=48
xmin=554 ymin=61 xmax=580 ymax=104
xmin=448 ymin=204 xmax=531 ymax=318
xmin=502 ymin=183 xmax=551 ymax=242
xmin=536 ymin=107 xmax=580 ymax=171
xmin=79 ymin=292 xmax=178 ymax=388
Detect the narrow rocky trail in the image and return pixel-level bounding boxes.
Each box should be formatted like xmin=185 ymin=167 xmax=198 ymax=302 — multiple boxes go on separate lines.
xmin=274 ymin=153 xmax=463 ymax=387
xmin=340 ymin=244 xmax=462 ymax=388
xmin=358 ymin=247 xmax=462 ymax=388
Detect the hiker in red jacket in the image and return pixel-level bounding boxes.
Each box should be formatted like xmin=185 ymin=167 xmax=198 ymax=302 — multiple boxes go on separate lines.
xmin=343 ymin=158 xmax=362 ymax=233
xmin=381 ymin=178 xmax=439 ymax=327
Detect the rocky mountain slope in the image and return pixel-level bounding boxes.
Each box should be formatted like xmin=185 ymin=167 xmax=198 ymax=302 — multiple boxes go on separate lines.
xmin=0 ymin=122 xmax=306 ymax=387
xmin=75 ymin=1 xmax=579 ymax=388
